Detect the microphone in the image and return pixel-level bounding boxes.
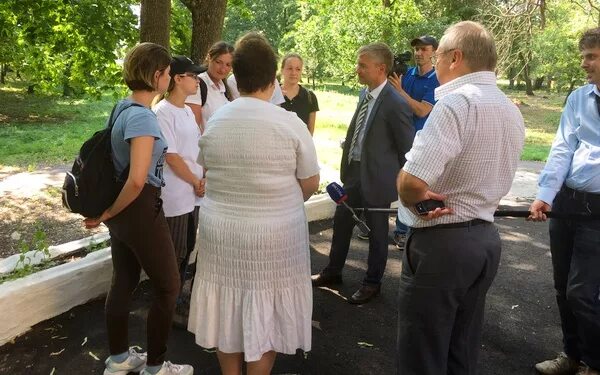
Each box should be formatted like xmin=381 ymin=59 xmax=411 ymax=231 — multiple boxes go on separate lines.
xmin=326 ymin=182 xmax=371 ymax=235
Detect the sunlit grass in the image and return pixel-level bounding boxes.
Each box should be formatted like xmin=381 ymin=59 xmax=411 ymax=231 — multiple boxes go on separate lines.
xmin=0 ymin=80 xmax=566 ymax=170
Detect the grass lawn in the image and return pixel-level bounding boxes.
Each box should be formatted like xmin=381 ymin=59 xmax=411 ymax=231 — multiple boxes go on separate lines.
xmin=0 ymin=81 xmax=116 ymax=169
xmin=0 ymin=79 xmax=566 ymax=172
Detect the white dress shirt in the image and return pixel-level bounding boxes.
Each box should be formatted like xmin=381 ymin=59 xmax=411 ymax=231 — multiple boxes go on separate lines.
xmin=397 ymin=71 xmax=525 ymax=227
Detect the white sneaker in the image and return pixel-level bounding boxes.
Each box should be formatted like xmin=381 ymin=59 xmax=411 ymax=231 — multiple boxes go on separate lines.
xmin=141 ymin=361 xmax=194 ymax=375
xmin=104 ymin=348 xmax=147 ymax=375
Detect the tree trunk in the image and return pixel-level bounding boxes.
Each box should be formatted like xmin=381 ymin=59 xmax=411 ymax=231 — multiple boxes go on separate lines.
xmin=182 ymin=0 xmax=227 ymax=64
xmin=508 ymin=67 xmax=516 ymax=89
xmin=519 ymin=52 xmax=534 ymax=96
xmin=533 ymin=76 xmax=545 ymax=90
xmin=539 ymin=0 xmax=546 ymax=29
xmin=564 ymin=79 xmax=577 ymax=104
xmin=0 ymin=64 xmax=5 ymax=84
xmin=140 ymin=0 xmax=171 ymax=49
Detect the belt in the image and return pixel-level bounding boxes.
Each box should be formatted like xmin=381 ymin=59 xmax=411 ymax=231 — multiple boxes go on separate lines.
xmin=561 ymin=186 xmax=600 ymax=204
xmin=412 ymin=219 xmax=490 ymax=231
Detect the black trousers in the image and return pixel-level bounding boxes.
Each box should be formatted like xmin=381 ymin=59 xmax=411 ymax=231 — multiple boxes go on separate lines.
xmin=104 ymin=184 xmax=180 ymax=366
xmin=323 ymin=161 xmax=391 ymax=285
xmin=549 ymin=186 xmax=600 ymax=370
xmin=396 ymin=222 xmax=501 ymax=375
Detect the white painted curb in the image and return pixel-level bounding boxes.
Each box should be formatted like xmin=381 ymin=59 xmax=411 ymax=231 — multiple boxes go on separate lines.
xmin=0 ymin=193 xmax=336 ymax=346
xmin=0 ymin=248 xmax=112 ymax=346
xmin=0 ymin=232 xmax=109 ymax=274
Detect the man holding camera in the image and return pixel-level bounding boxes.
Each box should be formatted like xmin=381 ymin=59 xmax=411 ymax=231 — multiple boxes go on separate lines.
xmin=395 ymin=21 xmax=524 ymax=374
xmin=312 ymin=43 xmax=414 ymax=304
xmin=387 ymin=35 xmax=440 ymax=250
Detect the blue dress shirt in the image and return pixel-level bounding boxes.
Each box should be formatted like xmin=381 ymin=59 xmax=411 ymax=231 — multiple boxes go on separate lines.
xmin=538 ymin=84 xmax=600 ymax=204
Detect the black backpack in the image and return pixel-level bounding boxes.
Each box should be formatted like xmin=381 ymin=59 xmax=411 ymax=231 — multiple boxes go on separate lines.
xmin=61 ymin=102 xmax=143 ymax=218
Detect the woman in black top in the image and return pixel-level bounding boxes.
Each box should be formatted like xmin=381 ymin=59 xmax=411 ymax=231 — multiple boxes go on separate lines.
xmin=280 ymin=53 xmax=319 ymax=136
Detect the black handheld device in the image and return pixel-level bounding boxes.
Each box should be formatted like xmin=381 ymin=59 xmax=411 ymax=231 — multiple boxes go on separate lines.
xmin=415 ymin=199 xmax=445 ymax=215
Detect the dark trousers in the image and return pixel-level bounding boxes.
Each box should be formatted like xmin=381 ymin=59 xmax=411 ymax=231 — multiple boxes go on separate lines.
xmin=549 ymin=187 xmax=600 ymax=370
xmin=104 ymin=184 xmax=180 ymax=366
xmin=166 ymin=206 xmax=200 ymax=292
xmin=324 ymin=162 xmax=391 ymax=285
xmin=396 ymin=222 xmax=501 ymax=375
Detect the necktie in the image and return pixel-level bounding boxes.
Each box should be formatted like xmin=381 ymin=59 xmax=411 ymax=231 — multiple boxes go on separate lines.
xmin=348 ymin=92 xmax=373 ymax=163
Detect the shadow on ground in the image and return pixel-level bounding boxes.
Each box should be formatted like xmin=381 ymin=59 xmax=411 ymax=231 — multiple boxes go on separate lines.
xmin=0 ymin=206 xmax=560 ymax=374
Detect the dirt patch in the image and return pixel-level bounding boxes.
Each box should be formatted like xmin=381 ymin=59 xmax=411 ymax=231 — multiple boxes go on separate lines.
xmin=0 ymin=185 xmax=104 ymax=259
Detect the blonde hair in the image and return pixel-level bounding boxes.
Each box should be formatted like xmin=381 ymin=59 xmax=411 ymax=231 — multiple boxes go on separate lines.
xmin=439 ymin=21 xmax=497 ymax=71
xmin=123 ymin=42 xmax=171 ymax=91
xmin=357 ymin=43 xmax=393 ymax=75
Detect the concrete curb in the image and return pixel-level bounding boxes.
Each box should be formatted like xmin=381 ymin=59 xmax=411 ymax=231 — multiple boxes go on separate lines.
xmin=0 ymin=248 xmax=112 ymax=345
xmin=0 ymin=232 xmax=109 ymax=274
xmin=0 ymin=193 xmax=336 ymax=346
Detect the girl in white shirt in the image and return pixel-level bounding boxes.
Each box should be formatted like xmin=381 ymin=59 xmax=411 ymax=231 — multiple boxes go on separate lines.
xmin=185 ymin=42 xmax=234 ymax=131
xmin=154 ymin=56 xmax=206 ymax=325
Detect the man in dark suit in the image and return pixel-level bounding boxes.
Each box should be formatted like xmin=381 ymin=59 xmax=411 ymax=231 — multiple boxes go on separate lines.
xmin=312 ymin=42 xmax=414 ymax=304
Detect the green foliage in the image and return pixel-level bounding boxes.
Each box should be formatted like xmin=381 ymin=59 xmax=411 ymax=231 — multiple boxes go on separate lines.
xmin=1 ymin=0 xmax=138 ymax=97
xmin=0 ymin=81 xmax=115 ymax=168
xmin=531 ymin=2 xmax=587 ymax=92
xmin=171 ymin=0 xmax=193 ymax=57
xmin=223 ymin=0 xmax=300 ymax=50
xmin=288 ymin=0 xmax=440 ymax=84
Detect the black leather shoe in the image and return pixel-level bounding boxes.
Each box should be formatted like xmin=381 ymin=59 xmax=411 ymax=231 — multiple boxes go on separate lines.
xmin=348 ymin=285 xmax=380 ymax=304
xmin=311 ymin=272 xmax=342 ymax=287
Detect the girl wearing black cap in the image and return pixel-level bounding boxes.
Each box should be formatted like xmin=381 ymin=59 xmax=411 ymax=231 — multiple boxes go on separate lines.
xmin=153 ymin=56 xmax=207 ymax=328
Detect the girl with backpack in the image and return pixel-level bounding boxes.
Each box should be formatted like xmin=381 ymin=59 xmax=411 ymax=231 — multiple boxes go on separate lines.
xmin=84 ymin=43 xmax=193 ymax=375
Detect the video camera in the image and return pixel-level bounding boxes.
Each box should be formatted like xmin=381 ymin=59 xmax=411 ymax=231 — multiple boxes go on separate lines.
xmin=390 ymin=51 xmax=413 ymax=77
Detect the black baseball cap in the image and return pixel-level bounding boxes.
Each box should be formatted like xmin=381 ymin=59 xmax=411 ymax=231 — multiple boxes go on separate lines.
xmin=169 ymin=55 xmax=206 ymax=77
xmin=410 ymin=35 xmax=438 ymax=49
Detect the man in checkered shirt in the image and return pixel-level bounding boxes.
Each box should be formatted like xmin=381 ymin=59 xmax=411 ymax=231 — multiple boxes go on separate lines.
xmin=395 ymin=21 xmax=525 ymax=375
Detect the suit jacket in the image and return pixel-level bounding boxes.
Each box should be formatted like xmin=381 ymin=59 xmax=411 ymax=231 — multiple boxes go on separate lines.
xmin=340 ymin=81 xmax=414 ymax=206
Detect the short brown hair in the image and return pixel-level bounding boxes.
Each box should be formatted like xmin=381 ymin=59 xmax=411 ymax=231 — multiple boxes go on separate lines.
xmin=123 ymin=42 xmax=171 ymax=91
xmin=579 ymin=28 xmax=600 ymax=51
xmin=233 ymin=32 xmax=277 ymax=94
xmin=357 ymin=43 xmax=393 ymax=75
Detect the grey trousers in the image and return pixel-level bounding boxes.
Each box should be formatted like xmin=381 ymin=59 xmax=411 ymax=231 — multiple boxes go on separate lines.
xmin=396 ymin=221 xmax=501 ymax=375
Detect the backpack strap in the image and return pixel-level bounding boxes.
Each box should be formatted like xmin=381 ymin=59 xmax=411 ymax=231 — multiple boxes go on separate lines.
xmin=200 ymin=79 xmax=208 ymax=106
xmin=107 ymin=101 xmax=146 ymax=181
xmin=108 ymin=101 xmax=146 ymax=129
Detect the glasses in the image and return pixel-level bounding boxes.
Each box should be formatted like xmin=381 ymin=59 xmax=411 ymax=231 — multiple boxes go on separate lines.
xmin=430 ymin=49 xmax=457 ymax=65
xmin=179 ymin=73 xmax=200 ymax=80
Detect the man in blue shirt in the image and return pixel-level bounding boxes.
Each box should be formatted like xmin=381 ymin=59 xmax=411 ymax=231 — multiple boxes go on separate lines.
xmin=388 ymin=35 xmax=440 ymax=248
xmin=529 ymin=27 xmax=600 ymax=375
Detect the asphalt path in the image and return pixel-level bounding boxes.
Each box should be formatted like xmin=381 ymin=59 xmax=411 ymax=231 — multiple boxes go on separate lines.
xmin=0 ymin=203 xmax=561 ymax=375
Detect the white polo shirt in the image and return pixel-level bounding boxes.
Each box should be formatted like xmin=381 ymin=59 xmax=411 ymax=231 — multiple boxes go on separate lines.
xmin=186 ymin=72 xmax=230 ymax=123
xmin=227 ymin=75 xmax=285 ymax=105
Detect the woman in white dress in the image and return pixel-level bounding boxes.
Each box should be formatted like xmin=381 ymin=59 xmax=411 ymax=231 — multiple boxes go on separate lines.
xmin=188 ymin=33 xmax=320 ymax=374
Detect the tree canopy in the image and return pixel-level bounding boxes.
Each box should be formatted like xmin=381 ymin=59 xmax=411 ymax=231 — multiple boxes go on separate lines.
xmin=2 ymin=0 xmax=599 ymax=96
